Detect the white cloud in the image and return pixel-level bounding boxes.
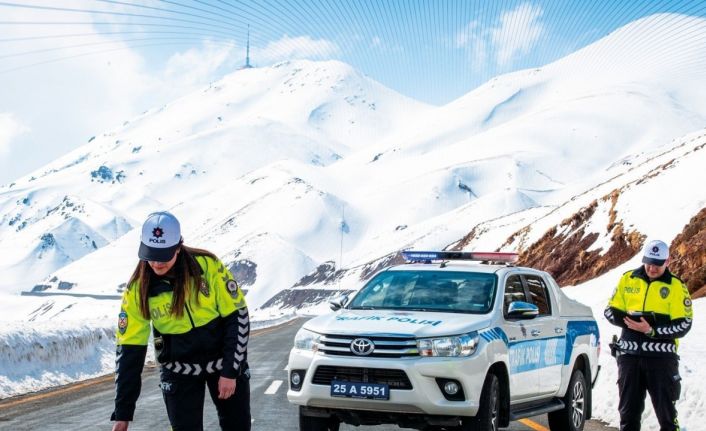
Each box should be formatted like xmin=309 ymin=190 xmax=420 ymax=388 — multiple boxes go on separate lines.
xmin=0 ymin=113 xmax=29 ymax=155
xmin=456 ymin=21 xmax=489 ymax=68
xmin=371 ymin=36 xmax=382 ymax=48
xmin=0 ymin=1 xmax=340 ymax=183
xmin=0 ymin=2 xmax=244 ymax=183
xmin=456 ymin=2 xmax=544 ymax=68
xmin=492 ymin=2 xmax=544 ymax=67
xmin=0 ymin=2 xmax=157 ymax=179
xmin=255 ymin=35 xmax=340 ymax=64
xmin=164 ymin=41 xmax=240 ymax=90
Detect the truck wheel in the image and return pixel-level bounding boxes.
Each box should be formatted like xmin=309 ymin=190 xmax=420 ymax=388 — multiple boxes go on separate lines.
xmin=460 ymin=373 xmax=500 ymax=431
xmin=299 ymin=407 xmax=340 ymax=431
xmin=548 ymin=368 xmax=587 ymax=431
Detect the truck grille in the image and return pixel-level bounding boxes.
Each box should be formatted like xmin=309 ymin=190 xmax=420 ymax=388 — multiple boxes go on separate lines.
xmin=317 ymin=334 xmax=419 ymax=358
xmin=312 ymin=365 xmax=413 ymax=389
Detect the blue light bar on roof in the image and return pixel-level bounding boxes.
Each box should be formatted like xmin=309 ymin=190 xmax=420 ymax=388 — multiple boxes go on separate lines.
xmin=402 ymin=251 xmax=518 ymax=263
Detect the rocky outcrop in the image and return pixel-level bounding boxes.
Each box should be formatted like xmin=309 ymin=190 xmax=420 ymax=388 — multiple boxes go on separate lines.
xmin=259 ymin=288 xmax=356 ymax=310
xmin=515 ymin=193 xmax=644 ymax=286
xmin=293 ymin=261 xmax=348 ymax=287
xmin=359 ymin=251 xmax=406 ymax=281
xmin=228 ymin=259 xmax=257 ymax=286
xmin=669 ymin=206 xmax=706 ymax=298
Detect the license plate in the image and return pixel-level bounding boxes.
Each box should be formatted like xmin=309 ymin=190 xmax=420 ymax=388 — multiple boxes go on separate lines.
xmin=330 ymin=380 xmax=390 ymax=400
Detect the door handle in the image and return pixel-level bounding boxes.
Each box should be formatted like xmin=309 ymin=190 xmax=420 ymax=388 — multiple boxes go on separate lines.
xmin=555 ymin=327 xmax=564 ymax=334
xmin=531 ymin=329 xmax=541 ymax=337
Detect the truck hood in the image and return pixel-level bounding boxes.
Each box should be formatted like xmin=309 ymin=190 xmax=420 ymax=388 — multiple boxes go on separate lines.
xmin=304 ymin=309 xmax=492 ymax=338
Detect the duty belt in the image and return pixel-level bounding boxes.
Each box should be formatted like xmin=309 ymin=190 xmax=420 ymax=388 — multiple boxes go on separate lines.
xmin=163 ymin=358 xmax=223 ymax=375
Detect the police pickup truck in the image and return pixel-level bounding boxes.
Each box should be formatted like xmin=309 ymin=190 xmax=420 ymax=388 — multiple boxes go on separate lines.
xmin=287 ymin=251 xmax=600 ymax=431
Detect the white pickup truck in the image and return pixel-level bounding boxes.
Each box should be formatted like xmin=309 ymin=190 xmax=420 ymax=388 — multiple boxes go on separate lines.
xmin=287 ymin=251 xmax=600 ymax=431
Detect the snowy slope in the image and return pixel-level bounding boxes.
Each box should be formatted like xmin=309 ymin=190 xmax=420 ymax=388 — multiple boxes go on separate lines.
xmin=454 ymin=129 xmax=706 ymax=253
xmin=0 ymin=60 xmax=431 ymax=294
xmin=297 ymin=13 xmax=706 ymax=271
xmin=0 ymin=14 xmax=704 ymax=314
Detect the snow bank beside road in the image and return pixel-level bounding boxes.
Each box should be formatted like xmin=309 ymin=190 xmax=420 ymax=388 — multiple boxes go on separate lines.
xmin=0 ymin=309 xmax=297 ymax=399
xmin=0 ymin=319 xmax=115 ymax=398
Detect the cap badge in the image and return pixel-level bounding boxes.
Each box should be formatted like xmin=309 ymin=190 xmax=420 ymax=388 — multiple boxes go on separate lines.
xmin=152 ymin=227 xmax=164 ymax=238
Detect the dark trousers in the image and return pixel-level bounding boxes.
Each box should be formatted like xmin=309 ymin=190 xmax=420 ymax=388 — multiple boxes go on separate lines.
xmin=617 ymin=355 xmax=681 ymax=431
xmin=160 ymin=366 xmax=251 ymax=431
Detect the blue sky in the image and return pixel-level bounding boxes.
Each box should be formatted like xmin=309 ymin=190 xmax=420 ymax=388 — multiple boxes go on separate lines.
xmin=134 ymin=0 xmax=706 ymax=104
xmin=1 ymin=0 xmax=705 ymax=183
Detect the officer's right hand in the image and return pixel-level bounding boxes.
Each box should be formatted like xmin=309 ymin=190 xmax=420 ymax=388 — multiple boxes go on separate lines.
xmin=112 ymin=420 xmax=129 ymax=431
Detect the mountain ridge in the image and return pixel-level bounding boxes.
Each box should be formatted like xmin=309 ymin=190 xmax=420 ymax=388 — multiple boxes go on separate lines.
xmin=1 ymin=15 xmax=705 ymax=315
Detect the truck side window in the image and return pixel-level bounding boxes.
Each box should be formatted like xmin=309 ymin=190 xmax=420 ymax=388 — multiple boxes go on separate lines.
xmin=525 ymin=275 xmax=551 ymax=315
xmin=504 ymin=274 xmax=526 ymax=316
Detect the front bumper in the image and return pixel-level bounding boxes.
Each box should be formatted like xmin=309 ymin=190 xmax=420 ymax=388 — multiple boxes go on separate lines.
xmin=287 ymin=348 xmax=488 ymax=416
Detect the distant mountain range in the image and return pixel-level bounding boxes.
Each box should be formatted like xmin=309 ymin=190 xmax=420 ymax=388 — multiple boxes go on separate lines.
xmin=2 ymin=14 xmax=705 ymax=318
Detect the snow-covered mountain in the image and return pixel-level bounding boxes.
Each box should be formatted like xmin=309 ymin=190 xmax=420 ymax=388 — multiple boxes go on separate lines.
xmin=451 ymin=129 xmax=706 ymax=287
xmin=2 ymin=15 xmax=706 ymax=430
xmin=1 ymin=13 xmax=706 ymax=318
xmin=0 ymin=59 xmax=431 ymax=297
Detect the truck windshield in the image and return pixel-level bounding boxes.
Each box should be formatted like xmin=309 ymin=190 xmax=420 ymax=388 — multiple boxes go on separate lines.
xmin=348 ymin=270 xmax=496 ymax=314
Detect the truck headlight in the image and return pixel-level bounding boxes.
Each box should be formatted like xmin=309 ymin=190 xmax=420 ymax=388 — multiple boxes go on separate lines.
xmin=294 ymin=328 xmax=321 ymax=351
xmin=417 ymin=332 xmax=479 ymax=357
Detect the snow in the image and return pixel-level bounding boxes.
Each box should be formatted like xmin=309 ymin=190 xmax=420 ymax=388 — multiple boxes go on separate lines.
xmin=0 ymin=13 xmax=706 ymax=430
xmin=0 ymin=290 xmax=297 ymax=398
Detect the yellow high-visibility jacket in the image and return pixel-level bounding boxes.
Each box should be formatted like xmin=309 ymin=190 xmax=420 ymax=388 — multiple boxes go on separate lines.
xmin=112 ymin=253 xmax=249 ymax=421
xmin=604 ymin=266 xmax=692 ymax=357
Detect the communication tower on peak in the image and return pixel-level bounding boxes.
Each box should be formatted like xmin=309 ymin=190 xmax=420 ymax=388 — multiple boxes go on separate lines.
xmin=242 ymin=24 xmax=253 ymax=69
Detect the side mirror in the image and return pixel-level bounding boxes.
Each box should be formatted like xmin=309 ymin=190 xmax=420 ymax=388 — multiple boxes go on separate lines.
xmin=329 ymin=295 xmax=349 ymax=311
xmin=507 ymin=301 xmax=539 ymax=319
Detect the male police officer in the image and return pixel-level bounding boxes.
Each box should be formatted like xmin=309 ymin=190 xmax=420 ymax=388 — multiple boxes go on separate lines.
xmin=605 ymin=240 xmax=693 ymax=431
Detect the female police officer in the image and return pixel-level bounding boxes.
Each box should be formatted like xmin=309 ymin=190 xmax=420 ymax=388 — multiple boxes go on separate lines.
xmin=111 ymin=211 xmax=251 ymax=431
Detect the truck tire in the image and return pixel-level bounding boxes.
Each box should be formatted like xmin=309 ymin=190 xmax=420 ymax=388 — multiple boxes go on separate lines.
xmin=299 ymin=407 xmax=340 ymax=431
xmin=460 ymin=373 xmax=500 ymax=431
xmin=548 ymin=368 xmax=587 ymax=431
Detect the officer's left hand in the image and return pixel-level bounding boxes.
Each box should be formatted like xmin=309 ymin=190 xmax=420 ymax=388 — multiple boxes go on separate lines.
xmin=624 ymin=316 xmax=652 ymax=334
xmin=218 ymin=376 xmax=236 ymax=399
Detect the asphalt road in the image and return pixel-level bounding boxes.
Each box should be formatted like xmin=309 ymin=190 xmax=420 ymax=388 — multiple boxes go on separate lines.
xmin=0 ymin=318 xmax=616 ymax=431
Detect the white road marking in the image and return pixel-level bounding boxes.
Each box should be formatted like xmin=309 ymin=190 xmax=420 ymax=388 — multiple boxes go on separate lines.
xmin=264 ymin=380 xmax=283 ymax=395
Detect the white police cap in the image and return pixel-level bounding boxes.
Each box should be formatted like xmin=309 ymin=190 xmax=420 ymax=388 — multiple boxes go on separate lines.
xmin=642 ymin=239 xmax=669 ymax=266
xmin=138 ymin=211 xmax=182 ymax=262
